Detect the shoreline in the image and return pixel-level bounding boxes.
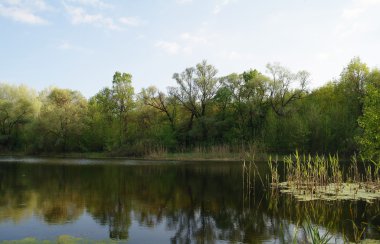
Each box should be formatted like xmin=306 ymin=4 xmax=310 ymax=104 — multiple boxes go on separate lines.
xmin=0 ymin=151 xmax=269 ymax=162
xmin=0 ymin=151 xmax=354 ymax=162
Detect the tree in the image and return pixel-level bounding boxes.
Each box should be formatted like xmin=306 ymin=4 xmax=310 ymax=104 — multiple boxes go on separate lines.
xmin=358 ymin=69 xmax=380 ymax=160
xmin=0 ymin=83 xmax=40 ymax=150
xmin=141 ymin=86 xmax=177 ymax=131
xmin=331 ymin=58 xmax=370 ymax=153
xmin=219 ymin=70 xmax=269 ymax=142
xmin=86 ymin=87 xmax=116 ymax=151
xmin=169 ymin=60 xmax=219 ymax=142
xmin=340 ymin=57 xmax=369 ymax=114
xmin=112 ymin=72 xmax=134 ymax=146
xmin=241 ymin=69 xmax=269 ymax=139
xmin=266 ymin=63 xmax=309 ymax=116
xmin=35 ymin=88 xmax=87 ymax=152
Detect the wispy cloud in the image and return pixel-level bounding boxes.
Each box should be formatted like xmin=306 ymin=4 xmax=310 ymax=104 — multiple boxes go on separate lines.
xmin=155 ymin=41 xmax=181 ymax=55
xmin=58 ymin=40 xmax=93 ymax=54
xmin=64 ymin=4 xmax=120 ymax=30
xmin=2 ymin=0 xmax=52 ymax=11
xmin=213 ymin=0 xmax=235 ymax=14
xmin=336 ymin=0 xmax=380 ymax=38
xmin=155 ymin=31 xmax=213 ymax=55
xmin=64 ymin=0 xmax=112 ymax=9
xmin=0 ymin=0 xmax=50 ymax=24
xmin=119 ymin=16 xmax=144 ymax=27
xmin=176 ymin=0 xmax=193 ymax=4
xmin=63 ymin=1 xmax=145 ymax=30
xmin=180 ymin=32 xmax=208 ymax=44
xmin=220 ymin=50 xmax=254 ymax=61
xmin=342 ymin=0 xmax=380 ymax=19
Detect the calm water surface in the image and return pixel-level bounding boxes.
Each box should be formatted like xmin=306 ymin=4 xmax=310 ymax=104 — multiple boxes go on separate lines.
xmin=0 ymin=158 xmax=379 ymax=243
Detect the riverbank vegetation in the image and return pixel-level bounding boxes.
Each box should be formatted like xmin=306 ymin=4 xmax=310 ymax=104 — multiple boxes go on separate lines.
xmin=266 ymin=152 xmax=380 ymax=202
xmin=0 ymin=58 xmax=379 ymax=160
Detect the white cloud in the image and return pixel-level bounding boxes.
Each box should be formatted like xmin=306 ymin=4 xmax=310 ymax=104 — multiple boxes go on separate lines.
xmin=156 ymin=31 xmax=214 ymax=55
xmin=58 ymin=41 xmax=93 ymax=54
xmin=155 ymin=41 xmax=181 ymax=55
xmin=119 ymin=16 xmax=143 ymax=27
xmin=64 ymin=0 xmax=112 ymax=9
xmin=0 ymin=4 xmax=48 ymax=24
xmin=63 ymin=1 xmax=143 ymax=31
xmin=176 ymin=0 xmax=193 ymax=4
xmin=31 ymin=0 xmax=51 ymax=11
xmin=336 ymin=0 xmax=380 ymax=38
xmin=221 ymin=50 xmax=254 ymax=61
xmin=213 ymin=0 xmax=235 ymax=14
xmin=0 ymin=0 xmax=50 ymax=24
xmin=2 ymin=0 xmax=52 ymax=11
xmin=64 ymin=5 xmax=120 ymax=30
xmin=341 ymin=0 xmax=380 ymax=19
xmin=180 ymin=32 xmax=208 ymax=44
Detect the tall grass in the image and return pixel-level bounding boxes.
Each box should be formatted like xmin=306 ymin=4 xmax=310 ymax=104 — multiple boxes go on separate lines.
xmin=266 ymin=151 xmax=380 ymax=202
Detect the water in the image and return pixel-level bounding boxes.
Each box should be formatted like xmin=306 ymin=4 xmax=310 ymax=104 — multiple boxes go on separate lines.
xmin=0 ymin=158 xmax=379 ymax=243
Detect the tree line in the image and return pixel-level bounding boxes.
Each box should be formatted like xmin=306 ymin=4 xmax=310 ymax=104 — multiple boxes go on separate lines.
xmin=0 ymin=58 xmax=379 ymax=159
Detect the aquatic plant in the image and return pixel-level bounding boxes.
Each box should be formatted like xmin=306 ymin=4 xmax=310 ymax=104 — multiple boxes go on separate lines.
xmin=267 ymin=151 xmax=380 ymax=202
xmin=303 ymin=220 xmax=333 ymax=244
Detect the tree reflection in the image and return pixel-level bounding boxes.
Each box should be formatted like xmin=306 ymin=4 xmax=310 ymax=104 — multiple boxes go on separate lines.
xmin=0 ymin=162 xmax=379 ymax=242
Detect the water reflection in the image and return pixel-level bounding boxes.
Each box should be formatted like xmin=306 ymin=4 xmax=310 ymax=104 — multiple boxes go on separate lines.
xmin=0 ymin=161 xmax=379 ymax=242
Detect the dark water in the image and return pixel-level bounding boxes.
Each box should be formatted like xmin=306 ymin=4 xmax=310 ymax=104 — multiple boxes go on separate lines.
xmin=0 ymin=158 xmax=379 ymax=243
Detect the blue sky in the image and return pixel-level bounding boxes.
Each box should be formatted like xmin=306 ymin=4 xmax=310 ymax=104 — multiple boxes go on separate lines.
xmin=0 ymin=0 xmax=379 ymax=97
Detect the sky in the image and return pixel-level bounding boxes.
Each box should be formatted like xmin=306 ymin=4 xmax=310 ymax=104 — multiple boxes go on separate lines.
xmin=0 ymin=0 xmax=379 ymax=97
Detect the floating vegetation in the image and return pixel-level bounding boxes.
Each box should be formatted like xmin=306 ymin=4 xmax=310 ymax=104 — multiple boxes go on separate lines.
xmin=0 ymin=235 xmax=118 ymax=244
xmin=278 ymin=182 xmax=380 ymax=203
xmin=268 ymin=151 xmax=380 ymax=203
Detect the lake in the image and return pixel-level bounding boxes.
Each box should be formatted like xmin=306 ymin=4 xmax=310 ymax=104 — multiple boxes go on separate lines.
xmin=0 ymin=158 xmax=379 ymax=243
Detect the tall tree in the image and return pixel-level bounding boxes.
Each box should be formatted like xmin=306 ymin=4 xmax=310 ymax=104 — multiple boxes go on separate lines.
xmin=35 ymin=88 xmax=87 ymax=152
xmin=86 ymin=87 xmax=116 ymax=151
xmin=112 ymin=72 xmax=134 ymax=146
xmin=340 ymin=57 xmax=369 ymax=114
xmin=0 ymin=83 xmax=40 ymax=150
xmin=358 ymin=69 xmax=380 ymax=160
xmin=266 ymin=63 xmax=309 ymax=116
xmin=219 ymin=70 xmax=269 ymax=142
xmin=141 ymin=86 xmax=177 ymax=131
xmin=170 ymin=60 xmax=219 ymax=142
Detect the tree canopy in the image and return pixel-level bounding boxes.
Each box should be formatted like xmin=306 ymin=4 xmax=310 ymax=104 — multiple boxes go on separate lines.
xmin=1 ymin=59 xmax=379 ymax=159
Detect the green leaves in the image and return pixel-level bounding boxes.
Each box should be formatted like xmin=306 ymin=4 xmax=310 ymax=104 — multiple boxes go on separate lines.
xmin=0 ymin=83 xmax=40 ymax=149
xmin=0 ymin=58 xmax=378 ymax=156
xmin=36 ymin=88 xmax=88 ymax=152
xmin=357 ymin=69 xmax=380 ymax=160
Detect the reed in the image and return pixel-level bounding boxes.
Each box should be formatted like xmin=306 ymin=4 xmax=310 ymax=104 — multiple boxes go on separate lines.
xmin=267 ymin=155 xmax=279 ymax=188
xmin=242 ymin=154 xmax=265 ymax=209
xmin=267 ymin=151 xmax=380 ymax=202
xmin=349 ymin=220 xmax=367 ymax=243
xmin=302 ymin=219 xmax=333 ymax=244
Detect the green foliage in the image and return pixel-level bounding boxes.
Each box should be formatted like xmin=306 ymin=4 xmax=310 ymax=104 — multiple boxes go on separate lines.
xmin=358 ymin=69 xmax=380 ymax=160
xmin=266 ymin=63 xmax=309 ymax=116
xmin=0 ymin=83 xmax=40 ymax=150
xmin=0 ymin=58 xmax=378 ymax=156
xmin=303 ymin=220 xmax=333 ymax=244
xmin=112 ymin=72 xmax=135 ymax=146
xmin=33 ymin=88 xmax=88 ymax=152
xmin=85 ymin=72 xmax=135 ymax=152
